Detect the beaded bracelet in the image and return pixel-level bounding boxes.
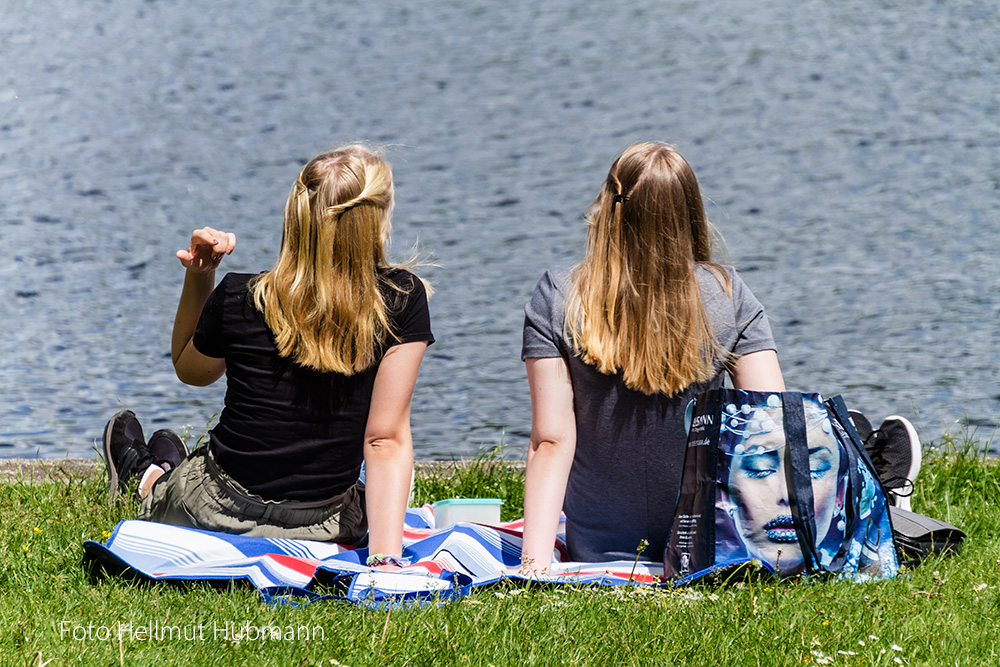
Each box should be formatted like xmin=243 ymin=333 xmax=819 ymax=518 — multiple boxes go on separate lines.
xmin=366 ymin=553 xmax=409 ymax=568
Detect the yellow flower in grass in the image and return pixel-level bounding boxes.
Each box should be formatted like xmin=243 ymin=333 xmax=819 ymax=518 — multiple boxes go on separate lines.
xmin=32 ymin=527 xmax=41 ymax=534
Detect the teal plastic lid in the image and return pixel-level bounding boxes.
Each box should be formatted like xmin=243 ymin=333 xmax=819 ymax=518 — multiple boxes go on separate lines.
xmin=432 ymin=498 xmax=503 ymax=506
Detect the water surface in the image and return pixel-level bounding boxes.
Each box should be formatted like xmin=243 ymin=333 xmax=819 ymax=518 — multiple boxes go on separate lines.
xmin=2 ymin=0 xmax=998 ymax=458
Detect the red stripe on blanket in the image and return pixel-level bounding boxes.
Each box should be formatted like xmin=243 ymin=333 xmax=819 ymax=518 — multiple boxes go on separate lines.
xmin=408 ymin=560 xmax=446 ymax=575
xmin=266 ymin=554 xmax=321 ymax=577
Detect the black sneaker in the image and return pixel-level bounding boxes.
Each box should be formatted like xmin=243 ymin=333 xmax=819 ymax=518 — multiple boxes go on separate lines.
xmin=867 ymin=416 xmax=922 ymax=511
xmin=103 ymin=410 xmax=152 ymax=497
xmin=147 ymin=430 xmax=189 ymax=471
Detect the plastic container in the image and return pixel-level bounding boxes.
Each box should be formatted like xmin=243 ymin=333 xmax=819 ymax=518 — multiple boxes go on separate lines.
xmin=432 ymin=498 xmax=503 ymax=528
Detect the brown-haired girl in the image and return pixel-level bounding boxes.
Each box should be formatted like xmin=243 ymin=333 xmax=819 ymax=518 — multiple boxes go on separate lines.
xmin=519 ymin=142 xmax=784 ymax=571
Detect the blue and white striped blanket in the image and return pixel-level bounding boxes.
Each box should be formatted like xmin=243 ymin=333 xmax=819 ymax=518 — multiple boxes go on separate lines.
xmin=83 ymin=506 xmax=664 ymax=606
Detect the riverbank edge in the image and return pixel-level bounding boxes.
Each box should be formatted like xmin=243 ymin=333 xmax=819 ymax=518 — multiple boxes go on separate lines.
xmin=0 ymin=457 xmax=526 ymax=483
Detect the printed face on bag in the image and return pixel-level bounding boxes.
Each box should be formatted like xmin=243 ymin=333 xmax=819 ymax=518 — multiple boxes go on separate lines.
xmin=724 ymin=410 xmax=841 ymax=572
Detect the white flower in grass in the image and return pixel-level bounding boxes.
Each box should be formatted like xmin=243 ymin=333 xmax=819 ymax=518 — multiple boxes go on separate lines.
xmin=809 ymin=650 xmax=833 ymax=665
xmin=838 ymin=650 xmax=858 ymax=656
xmin=891 ymin=644 xmax=903 ymax=651
xmin=893 ymin=658 xmax=903 ymax=665
xmin=678 ymin=590 xmax=704 ymax=602
xmin=974 ymin=583 xmax=988 ymax=592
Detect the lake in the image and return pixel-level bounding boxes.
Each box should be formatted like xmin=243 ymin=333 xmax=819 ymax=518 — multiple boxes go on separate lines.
xmin=2 ymin=0 xmax=998 ymax=459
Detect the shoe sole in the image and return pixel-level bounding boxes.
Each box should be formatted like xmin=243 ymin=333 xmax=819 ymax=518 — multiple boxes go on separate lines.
xmin=884 ymin=415 xmax=921 ymax=512
xmin=103 ymin=415 xmax=123 ymax=498
xmin=103 ymin=409 xmax=139 ymax=501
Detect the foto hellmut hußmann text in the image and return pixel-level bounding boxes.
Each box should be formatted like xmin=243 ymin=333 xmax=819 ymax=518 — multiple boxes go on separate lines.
xmin=60 ymin=620 xmax=325 ymax=642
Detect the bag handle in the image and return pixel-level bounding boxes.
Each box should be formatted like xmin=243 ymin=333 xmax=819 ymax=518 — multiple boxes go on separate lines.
xmin=819 ymin=396 xmax=862 ymax=573
xmin=826 ymin=395 xmax=894 ymax=568
xmin=786 ymin=394 xmax=869 ymax=576
xmin=781 ymin=392 xmax=823 ymax=575
xmin=828 ymin=396 xmax=879 ymax=485
xmin=826 ymin=396 xmax=865 ymax=507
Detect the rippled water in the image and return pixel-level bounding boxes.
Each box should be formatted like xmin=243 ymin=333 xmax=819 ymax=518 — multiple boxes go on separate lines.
xmin=2 ymin=0 xmax=998 ymax=459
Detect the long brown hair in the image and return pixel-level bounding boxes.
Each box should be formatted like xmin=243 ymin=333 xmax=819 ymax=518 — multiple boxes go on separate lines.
xmin=250 ymin=145 xmax=397 ymax=375
xmin=566 ymin=142 xmax=727 ymax=395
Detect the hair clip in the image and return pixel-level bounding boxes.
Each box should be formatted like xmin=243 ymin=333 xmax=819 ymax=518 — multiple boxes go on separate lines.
xmin=612 ymin=193 xmax=625 ymax=205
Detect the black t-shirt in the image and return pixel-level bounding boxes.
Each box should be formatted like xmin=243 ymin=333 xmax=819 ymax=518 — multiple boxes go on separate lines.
xmin=193 ymin=269 xmax=434 ymax=501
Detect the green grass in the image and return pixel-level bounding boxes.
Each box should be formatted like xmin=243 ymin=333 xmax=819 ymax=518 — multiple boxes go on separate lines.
xmin=2 ymin=429 xmax=999 ymax=667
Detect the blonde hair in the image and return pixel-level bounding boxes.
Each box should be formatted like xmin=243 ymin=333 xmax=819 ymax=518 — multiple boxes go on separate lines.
xmin=250 ymin=145 xmax=399 ymax=375
xmin=566 ymin=142 xmax=728 ymax=396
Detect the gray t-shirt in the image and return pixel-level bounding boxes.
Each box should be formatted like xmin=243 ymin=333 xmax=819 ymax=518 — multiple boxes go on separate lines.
xmin=521 ymin=265 xmax=776 ymax=562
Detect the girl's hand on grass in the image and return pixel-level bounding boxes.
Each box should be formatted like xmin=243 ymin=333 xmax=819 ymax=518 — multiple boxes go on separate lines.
xmin=177 ymin=227 xmax=236 ymax=273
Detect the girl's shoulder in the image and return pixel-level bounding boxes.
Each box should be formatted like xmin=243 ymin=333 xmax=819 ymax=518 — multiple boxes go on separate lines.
xmin=535 ymin=266 xmax=574 ymax=296
xmin=215 ymin=272 xmax=260 ymax=295
xmin=378 ymin=267 xmax=422 ymax=290
xmin=378 ymin=268 xmax=432 ymax=314
xmin=694 ymin=262 xmax=738 ymax=282
xmin=695 ymin=263 xmax=749 ymax=295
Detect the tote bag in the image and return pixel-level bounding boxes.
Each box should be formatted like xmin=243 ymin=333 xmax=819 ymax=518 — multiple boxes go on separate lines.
xmin=664 ymin=389 xmax=898 ymax=583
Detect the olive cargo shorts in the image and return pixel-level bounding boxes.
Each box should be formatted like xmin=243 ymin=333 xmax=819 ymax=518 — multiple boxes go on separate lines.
xmin=138 ymin=446 xmax=367 ymax=544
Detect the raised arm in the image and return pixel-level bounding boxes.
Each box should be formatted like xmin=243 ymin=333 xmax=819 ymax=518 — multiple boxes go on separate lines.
xmin=519 ymin=356 xmax=577 ymax=576
xmin=729 ymin=349 xmax=786 ymax=392
xmin=363 ymin=340 xmax=427 ymax=569
xmin=172 ymin=227 xmax=235 ymax=386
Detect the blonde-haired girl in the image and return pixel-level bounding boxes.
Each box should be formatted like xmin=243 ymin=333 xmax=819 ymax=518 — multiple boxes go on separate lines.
xmin=519 ymin=142 xmax=784 ymax=571
xmin=104 ymin=145 xmax=432 ymax=569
